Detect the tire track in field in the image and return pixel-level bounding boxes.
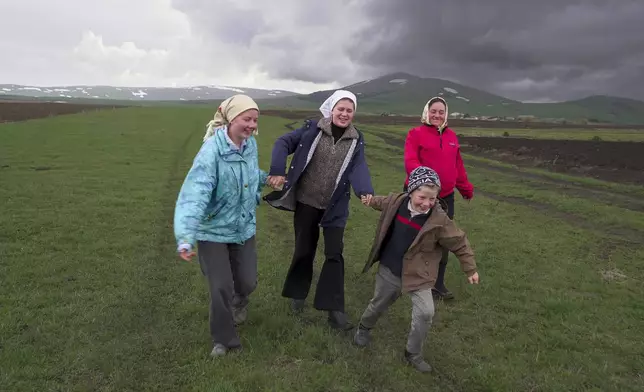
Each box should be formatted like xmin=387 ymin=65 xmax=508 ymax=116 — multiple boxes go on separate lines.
xmin=282 ymin=123 xmax=643 ymax=244
xmin=125 ymin=126 xmax=201 ymax=387
xmin=364 ymin=129 xmax=644 ymax=213
xmin=363 ymin=145 xmax=643 ymax=246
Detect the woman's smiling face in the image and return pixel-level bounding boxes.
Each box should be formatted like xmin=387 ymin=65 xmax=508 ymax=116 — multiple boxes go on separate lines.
xmin=331 ymin=98 xmax=355 ymax=127
xmin=428 ymin=101 xmax=446 ymax=128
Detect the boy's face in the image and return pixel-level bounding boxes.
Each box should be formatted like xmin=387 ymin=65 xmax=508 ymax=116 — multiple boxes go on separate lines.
xmin=410 ymin=186 xmax=438 ymax=213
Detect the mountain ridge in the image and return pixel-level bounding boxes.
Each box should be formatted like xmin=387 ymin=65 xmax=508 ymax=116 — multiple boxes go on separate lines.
xmin=0 ymin=84 xmax=300 ymax=101
xmin=2 ymin=72 xmax=644 ymax=124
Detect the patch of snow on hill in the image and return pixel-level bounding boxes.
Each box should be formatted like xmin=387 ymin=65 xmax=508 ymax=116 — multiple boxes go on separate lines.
xmin=443 ymin=87 xmax=458 ymax=94
xmin=21 ymin=87 xmax=42 ymax=91
xmin=2 ymin=88 xmax=11 ymax=91
xmin=456 ymin=96 xmax=470 ymax=102
xmin=54 ymin=89 xmax=70 ymax=92
xmin=212 ymin=85 xmax=245 ymax=93
xmin=132 ymin=90 xmax=147 ymax=98
xmin=389 ymin=79 xmax=408 ymax=84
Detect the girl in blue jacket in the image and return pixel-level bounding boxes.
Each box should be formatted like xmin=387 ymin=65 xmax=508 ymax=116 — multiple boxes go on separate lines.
xmin=174 ymin=94 xmax=270 ymax=358
xmin=264 ymin=90 xmax=374 ymax=330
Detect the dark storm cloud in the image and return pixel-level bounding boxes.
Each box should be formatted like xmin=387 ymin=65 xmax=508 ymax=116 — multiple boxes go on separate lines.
xmin=348 ymin=0 xmax=644 ymax=101
xmin=172 ymin=0 xmax=267 ymax=46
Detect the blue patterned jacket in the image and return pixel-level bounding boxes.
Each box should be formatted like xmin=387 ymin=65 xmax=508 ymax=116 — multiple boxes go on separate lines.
xmin=174 ymin=127 xmax=268 ymax=250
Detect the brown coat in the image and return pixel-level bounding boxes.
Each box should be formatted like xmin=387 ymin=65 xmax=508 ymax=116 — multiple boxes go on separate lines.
xmin=363 ymin=192 xmax=477 ymax=292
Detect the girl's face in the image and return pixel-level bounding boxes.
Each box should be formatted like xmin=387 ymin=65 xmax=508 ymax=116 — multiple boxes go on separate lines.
xmin=331 ymin=99 xmax=355 ymax=128
xmin=229 ymin=109 xmax=259 ymax=140
xmin=428 ymin=101 xmax=446 ymax=128
xmin=410 ymin=186 xmax=438 ymax=213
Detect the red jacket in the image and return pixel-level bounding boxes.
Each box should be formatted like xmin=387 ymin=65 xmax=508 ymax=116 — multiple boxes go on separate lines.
xmin=403 ymin=124 xmax=474 ymax=199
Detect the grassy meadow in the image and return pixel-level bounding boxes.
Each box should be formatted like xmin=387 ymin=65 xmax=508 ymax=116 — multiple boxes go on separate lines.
xmin=1 ymin=107 xmax=643 ymax=391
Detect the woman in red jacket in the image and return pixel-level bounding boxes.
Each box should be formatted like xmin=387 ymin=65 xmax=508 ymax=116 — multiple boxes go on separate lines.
xmin=403 ymin=96 xmax=474 ymax=300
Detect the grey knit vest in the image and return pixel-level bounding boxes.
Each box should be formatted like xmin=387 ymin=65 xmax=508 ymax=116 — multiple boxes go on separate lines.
xmin=296 ymin=118 xmax=359 ymax=209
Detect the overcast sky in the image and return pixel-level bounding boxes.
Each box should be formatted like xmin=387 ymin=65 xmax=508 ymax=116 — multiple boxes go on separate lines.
xmin=1 ymin=0 xmax=643 ymax=101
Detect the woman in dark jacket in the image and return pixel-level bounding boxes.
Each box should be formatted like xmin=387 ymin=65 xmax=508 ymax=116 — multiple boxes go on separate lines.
xmin=265 ymin=90 xmax=374 ymax=330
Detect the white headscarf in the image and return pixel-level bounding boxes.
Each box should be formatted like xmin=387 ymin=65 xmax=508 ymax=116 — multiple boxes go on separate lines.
xmin=319 ymin=90 xmax=357 ymax=118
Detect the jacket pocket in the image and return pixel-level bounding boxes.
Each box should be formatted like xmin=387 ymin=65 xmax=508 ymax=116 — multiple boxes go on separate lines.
xmin=205 ymin=201 xmax=226 ymax=221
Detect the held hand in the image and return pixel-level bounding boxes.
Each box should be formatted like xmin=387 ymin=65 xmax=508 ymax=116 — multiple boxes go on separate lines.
xmin=468 ymin=272 xmax=480 ymax=284
xmin=179 ymin=249 xmax=196 ymax=262
xmin=361 ymin=194 xmax=373 ymax=206
xmin=266 ymin=175 xmax=286 ymax=190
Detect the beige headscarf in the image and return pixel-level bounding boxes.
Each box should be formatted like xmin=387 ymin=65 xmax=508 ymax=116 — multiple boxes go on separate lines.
xmin=203 ymin=94 xmax=260 ymax=141
xmin=421 ymin=96 xmax=448 ymax=133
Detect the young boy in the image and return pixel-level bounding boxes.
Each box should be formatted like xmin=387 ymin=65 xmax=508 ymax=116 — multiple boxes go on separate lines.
xmin=356 ymin=166 xmax=480 ymax=373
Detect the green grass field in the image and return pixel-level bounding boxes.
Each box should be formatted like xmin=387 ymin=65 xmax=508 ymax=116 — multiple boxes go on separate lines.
xmin=2 ymin=107 xmax=643 ymax=391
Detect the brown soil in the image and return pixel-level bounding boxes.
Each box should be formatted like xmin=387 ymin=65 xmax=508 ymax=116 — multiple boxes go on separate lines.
xmin=364 ymin=127 xmax=644 ymax=186
xmin=458 ymin=136 xmax=644 ymax=185
xmin=0 ymin=101 xmax=127 ymax=123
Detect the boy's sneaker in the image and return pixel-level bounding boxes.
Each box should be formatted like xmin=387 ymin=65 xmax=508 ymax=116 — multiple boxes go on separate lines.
xmin=353 ymin=326 xmax=371 ymax=347
xmin=233 ymin=306 xmax=247 ymax=325
xmin=404 ymin=350 xmax=432 ymax=373
xmin=210 ymin=343 xmax=227 ymax=358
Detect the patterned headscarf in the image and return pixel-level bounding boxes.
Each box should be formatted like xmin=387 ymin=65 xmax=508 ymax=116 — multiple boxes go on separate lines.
xmin=203 ymin=94 xmax=259 ymax=141
xmin=420 ymin=96 xmax=448 ymax=133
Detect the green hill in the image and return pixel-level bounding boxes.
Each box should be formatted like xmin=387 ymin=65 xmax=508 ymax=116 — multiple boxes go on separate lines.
xmin=4 ymin=72 xmax=644 ymax=124
xmin=257 ymin=73 xmax=644 ymax=125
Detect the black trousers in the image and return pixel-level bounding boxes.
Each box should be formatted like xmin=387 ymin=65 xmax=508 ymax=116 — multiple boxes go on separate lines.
xmin=403 ymin=185 xmax=455 ymax=289
xmin=282 ymin=202 xmax=346 ymax=312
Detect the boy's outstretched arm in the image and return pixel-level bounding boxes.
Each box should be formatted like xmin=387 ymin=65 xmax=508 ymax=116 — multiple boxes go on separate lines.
xmin=361 ymin=194 xmax=394 ymax=211
xmin=437 ymin=218 xmax=479 ymax=284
